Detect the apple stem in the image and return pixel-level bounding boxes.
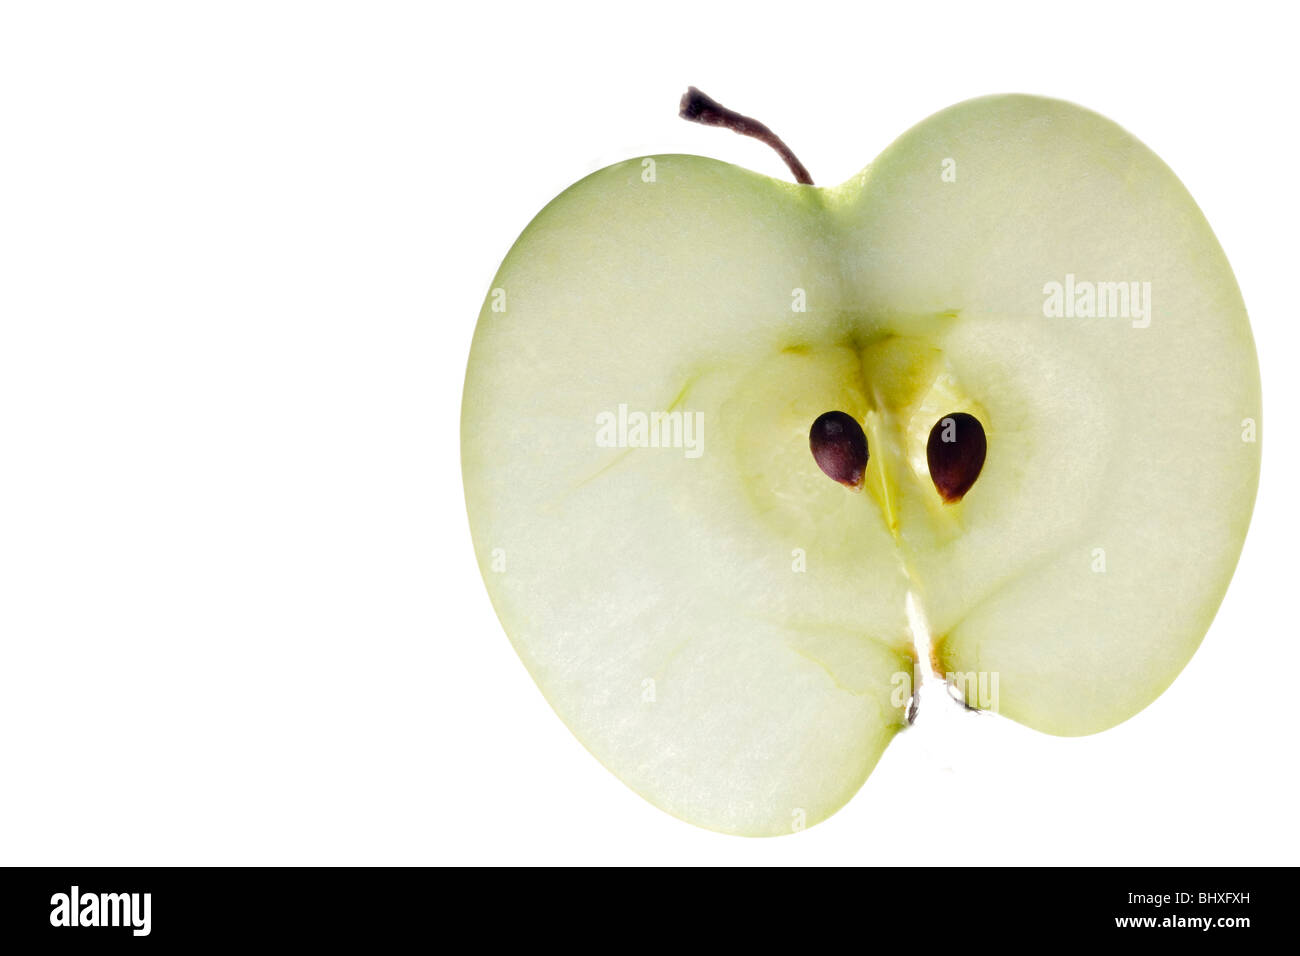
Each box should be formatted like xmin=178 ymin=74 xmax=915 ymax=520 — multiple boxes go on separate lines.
xmin=678 ymin=87 xmax=814 ymax=185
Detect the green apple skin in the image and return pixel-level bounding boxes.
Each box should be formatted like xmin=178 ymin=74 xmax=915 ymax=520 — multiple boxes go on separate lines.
xmin=461 ymin=95 xmax=1261 ymax=836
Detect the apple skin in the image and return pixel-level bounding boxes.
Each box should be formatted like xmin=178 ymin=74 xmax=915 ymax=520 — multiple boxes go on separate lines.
xmin=462 ymin=95 xmax=1260 ymax=835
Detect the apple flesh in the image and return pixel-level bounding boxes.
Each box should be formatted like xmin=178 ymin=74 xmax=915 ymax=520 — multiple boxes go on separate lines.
xmin=461 ymin=95 xmax=1260 ymax=835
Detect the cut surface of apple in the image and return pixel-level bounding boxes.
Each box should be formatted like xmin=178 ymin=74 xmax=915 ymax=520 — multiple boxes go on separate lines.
xmin=461 ymin=94 xmax=1260 ymax=835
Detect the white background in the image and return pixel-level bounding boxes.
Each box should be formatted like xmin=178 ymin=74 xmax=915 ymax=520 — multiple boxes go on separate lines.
xmin=1 ymin=2 xmax=1296 ymax=865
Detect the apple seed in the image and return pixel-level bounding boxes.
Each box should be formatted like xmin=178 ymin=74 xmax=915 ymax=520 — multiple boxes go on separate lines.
xmin=809 ymin=411 xmax=868 ymax=489
xmin=927 ymin=412 xmax=987 ymax=503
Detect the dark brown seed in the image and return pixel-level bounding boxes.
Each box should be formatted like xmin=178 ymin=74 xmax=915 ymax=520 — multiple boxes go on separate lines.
xmin=809 ymin=411 xmax=868 ymax=489
xmin=927 ymin=412 xmax=987 ymax=503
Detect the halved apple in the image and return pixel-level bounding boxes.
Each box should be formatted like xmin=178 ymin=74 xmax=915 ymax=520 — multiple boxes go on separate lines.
xmin=461 ymin=94 xmax=1260 ymax=835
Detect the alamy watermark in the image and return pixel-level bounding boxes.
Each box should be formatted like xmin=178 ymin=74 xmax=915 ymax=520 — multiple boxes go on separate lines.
xmin=891 ymin=667 xmax=1000 ymax=713
xmin=595 ymin=404 xmax=704 ymax=459
xmin=50 ymin=885 xmax=151 ymax=937
xmin=1043 ymin=273 xmax=1152 ymax=328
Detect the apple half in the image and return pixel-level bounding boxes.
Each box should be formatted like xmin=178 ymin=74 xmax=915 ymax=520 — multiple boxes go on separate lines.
xmin=461 ymin=93 xmax=1261 ymax=835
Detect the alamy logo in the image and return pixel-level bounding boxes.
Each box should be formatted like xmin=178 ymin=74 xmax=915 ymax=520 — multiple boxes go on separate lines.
xmin=1042 ymin=273 xmax=1152 ymax=328
xmin=49 ymin=885 xmax=151 ymax=937
xmin=595 ymin=404 xmax=704 ymax=459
